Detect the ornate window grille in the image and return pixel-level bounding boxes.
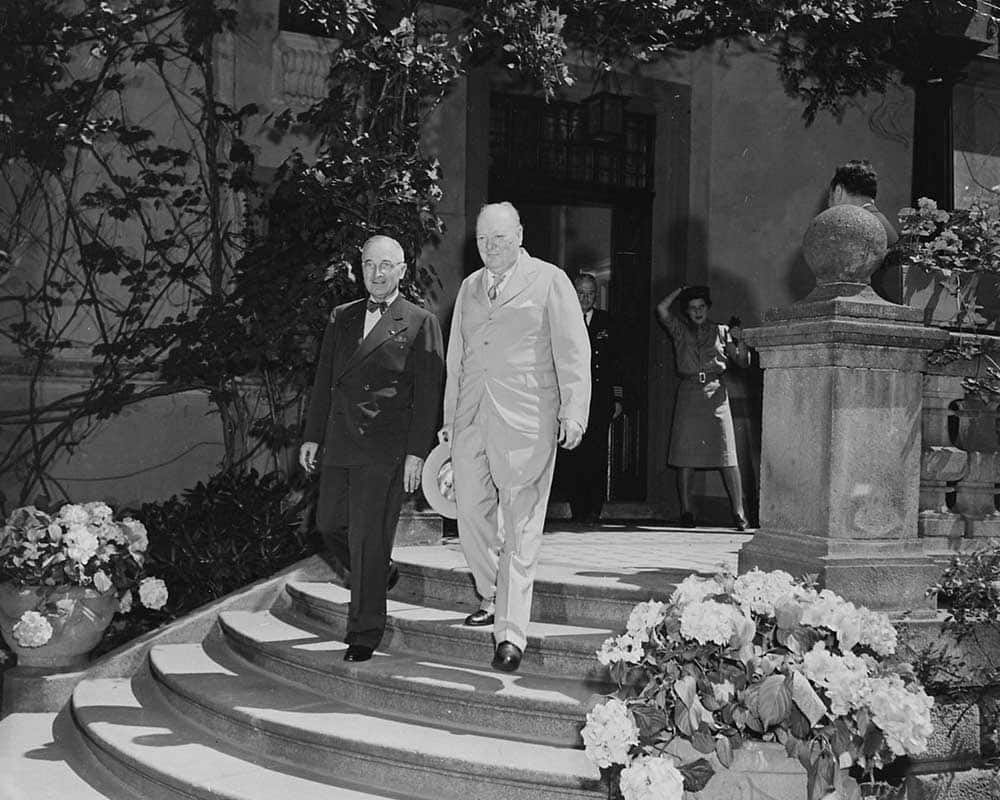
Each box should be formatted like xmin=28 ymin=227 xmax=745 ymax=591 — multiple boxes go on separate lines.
xmin=489 ymin=93 xmax=655 ymax=191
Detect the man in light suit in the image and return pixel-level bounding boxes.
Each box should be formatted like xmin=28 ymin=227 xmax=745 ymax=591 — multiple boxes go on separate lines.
xmin=439 ymin=202 xmax=591 ymax=673
xmin=300 ymin=234 xmax=444 ymax=664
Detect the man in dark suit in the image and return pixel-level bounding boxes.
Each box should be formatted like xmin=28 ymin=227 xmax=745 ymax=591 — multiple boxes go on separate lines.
xmin=300 ymin=234 xmax=444 ymax=663
xmin=556 ymin=273 xmax=623 ymax=524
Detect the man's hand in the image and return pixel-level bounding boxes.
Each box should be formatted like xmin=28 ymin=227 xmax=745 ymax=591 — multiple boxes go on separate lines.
xmin=558 ymin=419 xmax=585 ymax=450
xmin=437 ymin=427 xmax=452 ymax=448
xmin=299 ymin=442 xmax=319 ymax=473
xmin=404 ymin=455 xmax=424 ymax=493
xmin=612 ymin=400 xmax=624 ymax=421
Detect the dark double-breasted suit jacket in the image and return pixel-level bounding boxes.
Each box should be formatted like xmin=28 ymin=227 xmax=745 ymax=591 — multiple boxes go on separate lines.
xmin=304 ymin=296 xmax=443 ymax=466
xmin=304 ymin=295 xmax=443 ymax=648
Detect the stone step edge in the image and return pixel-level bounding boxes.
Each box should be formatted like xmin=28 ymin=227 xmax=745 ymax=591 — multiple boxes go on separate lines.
xmin=286 ymin=581 xmax=615 ymax=658
xmin=70 ymin=678 xmax=424 ymax=800
xmin=394 ymin=559 xmax=677 ymax=605
xmin=217 ymin=611 xmax=603 ymax=733
xmin=144 ymin=654 xmax=603 ymax=794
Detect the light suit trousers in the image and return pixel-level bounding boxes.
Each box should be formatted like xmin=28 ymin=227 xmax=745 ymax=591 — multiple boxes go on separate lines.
xmin=452 ymin=420 xmax=556 ymax=652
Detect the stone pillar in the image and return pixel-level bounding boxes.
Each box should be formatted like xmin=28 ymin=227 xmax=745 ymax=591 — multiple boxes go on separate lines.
xmin=739 ymin=205 xmax=950 ymax=615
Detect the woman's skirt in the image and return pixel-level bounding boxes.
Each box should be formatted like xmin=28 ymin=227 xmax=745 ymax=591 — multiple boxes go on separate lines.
xmin=668 ymin=376 xmax=738 ymax=468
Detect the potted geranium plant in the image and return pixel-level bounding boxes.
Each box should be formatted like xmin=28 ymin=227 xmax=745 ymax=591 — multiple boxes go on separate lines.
xmin=882 ymin=197 xmax=1000 ymax=331
xmin=583 ymin=568 xmax=933 ymax=800
xmin=0 ymin=502 xmax=168 ymax=669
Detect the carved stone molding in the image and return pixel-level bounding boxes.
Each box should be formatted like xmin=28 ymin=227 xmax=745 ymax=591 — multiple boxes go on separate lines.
xmin=271 ymin=30 xmax=340 ymax=109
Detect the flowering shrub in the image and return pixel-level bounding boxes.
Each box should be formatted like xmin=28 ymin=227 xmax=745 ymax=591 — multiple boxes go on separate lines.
xmin=896 ymin=197 xmax=1000 ymax=329
xmin=0 ymin=503 xmax=168 ymax=648
xmin=583 ymin=568 xmax=933 ymax=800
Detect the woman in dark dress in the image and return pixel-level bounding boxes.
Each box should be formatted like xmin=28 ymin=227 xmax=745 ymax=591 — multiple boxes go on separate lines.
xmin=656 ymin=285 xmax=749 ymax=530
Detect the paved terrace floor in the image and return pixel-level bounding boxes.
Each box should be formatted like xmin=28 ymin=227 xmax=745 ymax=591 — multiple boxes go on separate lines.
xmin=405 ymin=522 xmax=753 ymax=595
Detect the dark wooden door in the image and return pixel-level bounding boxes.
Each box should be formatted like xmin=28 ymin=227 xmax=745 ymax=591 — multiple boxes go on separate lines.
xmin=607 ymin=203 xmax=651 ymax=501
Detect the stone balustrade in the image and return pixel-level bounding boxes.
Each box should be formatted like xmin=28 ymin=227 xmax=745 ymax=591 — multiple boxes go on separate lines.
xmin=271 ymin=30 xmax=340 ymax=109
xmin=920 ymin=344 xmax=1000 ymax=551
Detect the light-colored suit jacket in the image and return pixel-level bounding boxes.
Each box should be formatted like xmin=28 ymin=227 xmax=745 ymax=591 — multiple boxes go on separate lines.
xmin=443 ymin=249 xmax=591 ymax=487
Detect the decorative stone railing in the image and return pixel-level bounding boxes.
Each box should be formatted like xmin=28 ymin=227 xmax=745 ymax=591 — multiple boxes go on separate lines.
xmin=271 ymin=30 xmax=340 ymax=109
xmin=920 ymin=339 xmax=1000 ymax=549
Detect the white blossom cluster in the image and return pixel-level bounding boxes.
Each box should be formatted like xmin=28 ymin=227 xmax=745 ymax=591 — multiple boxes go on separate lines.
xmin=618 ymin=754 xmax=685 ymax=800
xmin=3 ymin=501 xmax=168 ymax=648
xmin=581 ymin=698 xmax=639 ymax=769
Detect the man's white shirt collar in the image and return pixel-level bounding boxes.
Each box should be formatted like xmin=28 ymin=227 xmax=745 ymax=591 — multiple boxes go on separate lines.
xmin=363 ymin=290 xmax=398 ymax=338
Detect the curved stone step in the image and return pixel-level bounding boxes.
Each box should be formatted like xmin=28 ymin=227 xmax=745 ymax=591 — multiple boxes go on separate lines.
xmin=145 ymin=643 xmax=604 ymax=800
xmin=72 ymin=676 xmax=415 ymax=800
xmin=389 ymin=537 xmax=706 ymax=627
xmin=392 ymin=560 xmax=676 ymax=627
xmin=217 ymin=609 xmax=608 ymax=745
xmin=286 ymin=581 xmax=613 ymax=681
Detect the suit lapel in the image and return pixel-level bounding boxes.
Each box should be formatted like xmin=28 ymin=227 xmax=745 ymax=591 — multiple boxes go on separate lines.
xmin=337 ymin=298 xmax=409 ymax=378
xmin=496 ymin=251 xmax=539 ymax=307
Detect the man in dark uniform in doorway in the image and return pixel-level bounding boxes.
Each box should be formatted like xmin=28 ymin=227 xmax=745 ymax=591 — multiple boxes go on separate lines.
xmin=556 ymin=273 xmax=623 ymax=524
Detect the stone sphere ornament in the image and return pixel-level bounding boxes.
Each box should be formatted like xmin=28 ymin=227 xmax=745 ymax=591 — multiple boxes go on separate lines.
xmin=802 ymin=204 xmax=888 ymax=288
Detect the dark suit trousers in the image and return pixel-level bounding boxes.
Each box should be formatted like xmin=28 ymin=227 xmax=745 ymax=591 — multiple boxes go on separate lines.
xmin=315 ymin=461 xmax=404 ymax=650
xmin=560 ymin=412 xmax=610 ymax=521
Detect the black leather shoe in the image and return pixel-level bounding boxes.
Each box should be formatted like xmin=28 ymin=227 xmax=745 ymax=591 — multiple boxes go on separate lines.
xmin=491 ymin=641 xmax=522 ymax=672
xmin=734 ymin=516 xmax=749 ymax=532
xmin=343 ymin=644 xmax=374 ymax=662
xmin=386 ymin=562 xmax=400 ymax=592
xmin=464 ymin=609 xmax=495 ymax=626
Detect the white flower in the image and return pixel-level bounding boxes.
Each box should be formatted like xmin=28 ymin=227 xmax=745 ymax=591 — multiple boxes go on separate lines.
xmin=619 ymin=754 xmax=685 ymax=800
xmin=800 ymin=589 xmax=871 ymax=651
xmin=712 ymin=680 xmax=736 ymax=704
xmin=120 ymin=518 xmax=148 ymax=560
xmin=732 ymin=568 xmax=796 ymax=616
xmin=12 ymin=610 xmax=53 ymax=648
xmin=56 ymin=504 xmax=90 ymax=525
xmin=597 ymin=632 xmax=645 ymax=666
xmin=97 ymin=521 xmax=126 ymax=545
xmin=801 ymin=643 xmax=870 ymax=716
xmin=855 ymin=607 xmax=898 ymax=656
xmin=626 ymin=600 xmax=666 ymax=641
xmin=582 ymin=698 xmax=639 ymax=768
xmin=63 ymin=524 xmax=100 ymax=564
xmin=119 ymin=590 xmax=133 ymax=614
xmin=83 ymin=501 xmax=114 ymax=524
xmin=670 ymin=575 xmax=724 ymax=607
xmin=865 ymin=675 xmax=934 ymax=756
xmin=138 ymin=577 xmax=168 ymax=610
xmin=46 ymin=523 xmax=63 ymax=542
xmin=93 ymin=570 xmax=113 ymax=593
xmin=679 ymin=600 xmax=742 ymax=646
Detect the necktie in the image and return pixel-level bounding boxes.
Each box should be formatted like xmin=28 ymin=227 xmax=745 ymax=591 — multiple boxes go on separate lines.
xmin=487 ymin=274 xmax=500 ymax=302
xmin=367 ymin=299 xmax=388 ymax=315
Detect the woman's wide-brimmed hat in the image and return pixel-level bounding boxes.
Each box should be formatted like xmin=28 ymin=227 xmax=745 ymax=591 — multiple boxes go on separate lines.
xmin=677 ymin=285 xmax=712 ymax=308
xmin=421 ymin=442 xmax=457 ymax=519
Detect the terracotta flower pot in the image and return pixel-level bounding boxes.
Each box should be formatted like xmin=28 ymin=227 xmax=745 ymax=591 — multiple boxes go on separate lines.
xmin=0 ymin=583 xmax=118 ymax=669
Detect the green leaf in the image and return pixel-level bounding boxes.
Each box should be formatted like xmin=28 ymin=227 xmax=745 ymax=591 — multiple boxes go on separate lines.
xmin=754 ymin=674 xmax=793 ymax=728
xmin=691 ymin=731 xmax=715 ymax=754
xmin=790 ymin=671 xmax=826 ymax=726
xmin=678 ymin=758 xmax=714 ymax=793
xmin=631 ymin=704 xmax=668 ymax=739
xmin=715 ymin=735 xmax=734 ymax=768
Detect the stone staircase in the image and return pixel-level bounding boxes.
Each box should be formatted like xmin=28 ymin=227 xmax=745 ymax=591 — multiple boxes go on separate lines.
xmin=65 ymin=539 xmax=691 ymax=800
